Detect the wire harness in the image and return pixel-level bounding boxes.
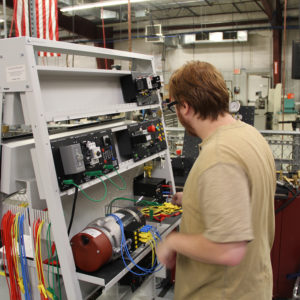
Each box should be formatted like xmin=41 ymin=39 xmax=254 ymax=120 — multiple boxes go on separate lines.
xmin=109 ymin=214 xmax=163 ymax=276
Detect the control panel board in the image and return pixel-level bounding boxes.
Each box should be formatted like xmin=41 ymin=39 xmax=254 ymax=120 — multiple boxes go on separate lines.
xmin=51 ymin=129 xmax=118 ymax=191
xmin=120 ymin=72 xmax=161 ymax=106
xmin=117 ymin=118 xmax=167 ymax=162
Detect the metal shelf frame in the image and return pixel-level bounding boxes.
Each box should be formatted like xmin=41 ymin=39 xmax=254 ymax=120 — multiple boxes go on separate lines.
xmin=0 ymin=37 xmax=176 ymax=300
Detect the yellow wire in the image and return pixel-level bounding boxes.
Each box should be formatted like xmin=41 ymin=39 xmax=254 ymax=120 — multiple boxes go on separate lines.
xmin=12 ymin=213 xmax=25 ymax=294
xmin=140 ymin=202 xmax=182 ymax=217
xmin=35 ymin=220 xmax=48 ymax=299
xmin=149 ymin=239 xmax=154 ymax=267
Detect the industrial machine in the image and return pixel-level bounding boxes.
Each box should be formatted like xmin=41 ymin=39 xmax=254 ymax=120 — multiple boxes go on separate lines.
xmin=0 ymin=38 xmax=177 ymax=300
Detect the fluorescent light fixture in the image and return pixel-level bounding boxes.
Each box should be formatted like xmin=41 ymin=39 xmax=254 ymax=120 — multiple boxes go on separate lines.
xmin=60 ymin=0 xmax=149 ymax=13
xmin=209 ymin=32 xmax=222 ymax=42
xmin=0 ymin=19 xmax=4 ymax=23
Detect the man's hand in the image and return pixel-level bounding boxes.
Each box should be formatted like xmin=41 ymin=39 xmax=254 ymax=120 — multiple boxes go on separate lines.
xmin=171 ymin=192 xmax=183 ymax=206
xmin=157 ymin=233 xmax=177 ymax=269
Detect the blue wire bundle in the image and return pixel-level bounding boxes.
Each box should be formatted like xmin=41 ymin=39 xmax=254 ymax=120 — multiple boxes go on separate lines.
xmin=109 ymin=214 xmax=163 ymax=276
xmin=18 ymin=213 xmax=32 ymax=300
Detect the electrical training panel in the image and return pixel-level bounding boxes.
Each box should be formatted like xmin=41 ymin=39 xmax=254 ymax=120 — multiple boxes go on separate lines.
xmin=120 ymin=72 xmax=161 ymax=106
xmin=117 ymin=118 xmax=167 ymax=162
xmin=51 ymin=129 xmax=118 ymax=191
xmin=0 ymin=38 xmax=177 ymax=300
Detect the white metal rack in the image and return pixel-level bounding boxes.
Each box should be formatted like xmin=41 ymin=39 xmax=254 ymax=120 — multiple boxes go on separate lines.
xmin=0 ymin=37 xmax=177 ymax=300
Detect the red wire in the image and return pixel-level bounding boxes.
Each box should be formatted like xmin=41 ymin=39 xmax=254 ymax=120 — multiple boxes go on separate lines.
xmin=10 ymin=0 xmax=17 ymax=37
xmin=1 ymin=211 xmax=22 ymax=300
xmin=1 ymin=212 xmax=12 ymax=299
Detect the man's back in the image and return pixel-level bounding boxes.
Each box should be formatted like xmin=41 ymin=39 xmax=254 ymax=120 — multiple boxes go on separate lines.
xmin=175 ymin=120 xmax=276 ymax=300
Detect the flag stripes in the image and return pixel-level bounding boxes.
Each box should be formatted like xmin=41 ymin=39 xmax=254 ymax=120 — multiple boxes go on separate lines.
xmin=13 ymin=0 xmax=59 ymax=56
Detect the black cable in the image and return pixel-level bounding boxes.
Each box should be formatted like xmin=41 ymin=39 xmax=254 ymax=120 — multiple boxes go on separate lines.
xmin=276 ymin=189 xmax=300 ymax=214
xmin=68 ymin=186 xmax=78 ymax=235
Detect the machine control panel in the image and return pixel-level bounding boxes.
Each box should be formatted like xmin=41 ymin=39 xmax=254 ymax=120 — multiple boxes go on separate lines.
xmin=120 ymin=72 xmax=161 ymax=106
xmin=117 ymin=118 xmax=167 ymax=162
xmin=51 ymin=129 xmax=118 ymax=191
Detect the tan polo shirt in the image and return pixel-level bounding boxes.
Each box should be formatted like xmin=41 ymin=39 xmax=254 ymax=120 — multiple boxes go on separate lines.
xmin=174 ymin=120 xmax=276 ymax=300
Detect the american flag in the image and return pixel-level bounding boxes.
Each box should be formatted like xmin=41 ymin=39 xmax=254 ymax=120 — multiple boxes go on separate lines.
xmin=12 ymin=0 xmax=59 ymax=56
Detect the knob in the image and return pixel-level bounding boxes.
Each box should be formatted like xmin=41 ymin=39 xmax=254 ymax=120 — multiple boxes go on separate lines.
xmin=147 ymin=125 xmax=156 ymax=132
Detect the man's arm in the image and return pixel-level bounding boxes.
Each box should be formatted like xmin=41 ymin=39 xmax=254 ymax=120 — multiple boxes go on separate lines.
xmin=157 ymin=231 xmax=247 ymax=268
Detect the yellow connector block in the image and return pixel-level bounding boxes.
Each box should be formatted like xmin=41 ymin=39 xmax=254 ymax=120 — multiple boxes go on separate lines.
xmin=143 ymin=165 xmax=153 ymax=178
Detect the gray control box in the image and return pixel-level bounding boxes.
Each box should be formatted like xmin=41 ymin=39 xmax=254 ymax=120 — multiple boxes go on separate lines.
xmin=59 ymin=143 xmax=85 ymax=175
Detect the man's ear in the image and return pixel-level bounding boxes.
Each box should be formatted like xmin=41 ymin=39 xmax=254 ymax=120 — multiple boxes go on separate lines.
xmin=181 ymin=101 xmax=190 ymax=116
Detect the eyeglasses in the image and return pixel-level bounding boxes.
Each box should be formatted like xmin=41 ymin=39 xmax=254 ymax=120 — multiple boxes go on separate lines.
xmin=167 ymin=101 xmax=178 ymax=113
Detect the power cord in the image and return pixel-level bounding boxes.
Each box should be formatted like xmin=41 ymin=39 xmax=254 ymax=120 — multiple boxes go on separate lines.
xmin=68 ymin=187 xmax=78 ymax=235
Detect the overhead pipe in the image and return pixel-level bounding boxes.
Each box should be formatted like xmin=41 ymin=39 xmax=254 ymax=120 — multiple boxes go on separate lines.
xmin=69 ymin=24 xmax=300 ymax=45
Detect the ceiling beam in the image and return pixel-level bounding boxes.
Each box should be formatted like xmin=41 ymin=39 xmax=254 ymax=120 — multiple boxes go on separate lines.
xmin=254 ymin=0 xmax=267 ymax=15
xmin=58 ymin=11 xmax=106 ymax=40
xmin=113 ymin=18 xmax=270 ymax=35
xmin=260 ymin=0 xmax=273 ymax=21
xmin=204 ymin=0 xmax=212 ymax=6
xmin=232 ymin=3 xmax=242 ymax=13
xmin=183 ymin=6 xmax=199 ymax=17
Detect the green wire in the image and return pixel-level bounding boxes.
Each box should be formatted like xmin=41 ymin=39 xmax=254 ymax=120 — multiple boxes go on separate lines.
xmin=103 ymin=168 xmax=127 ymax=191
xmin=46 ymin=223 xmax=58 ymax=300
xmin=71 ymin=179 xmax=107 ymax=203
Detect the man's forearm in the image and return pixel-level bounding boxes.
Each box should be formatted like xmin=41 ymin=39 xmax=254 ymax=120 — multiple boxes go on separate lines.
xmin=165 ymin=232 xmax=247 ymax=266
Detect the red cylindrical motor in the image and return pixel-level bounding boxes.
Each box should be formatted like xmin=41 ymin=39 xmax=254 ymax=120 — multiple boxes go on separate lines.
xmin=71 ymin=207 xmax=145 ymax=272
xmin=71 ymin=227 xmax=113 ymax=272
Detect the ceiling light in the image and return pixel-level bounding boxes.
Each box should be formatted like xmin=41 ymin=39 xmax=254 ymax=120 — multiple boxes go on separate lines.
xmin=60 ymin=0 xmax=149 ymax=13
xmin=0 ymin=19 xmax=4 ymax=23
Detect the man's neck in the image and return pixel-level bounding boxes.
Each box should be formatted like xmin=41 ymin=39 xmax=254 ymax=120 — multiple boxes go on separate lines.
xmin=195 ymin=113 xmax=236 ymax=140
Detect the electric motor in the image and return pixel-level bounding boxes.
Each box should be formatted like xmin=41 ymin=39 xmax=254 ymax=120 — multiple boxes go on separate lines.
xmin=70 ymin=207 xmax=145 ymax=272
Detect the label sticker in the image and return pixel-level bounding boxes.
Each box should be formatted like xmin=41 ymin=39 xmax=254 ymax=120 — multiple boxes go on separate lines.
xmin=82 ymin=228 xmax=101 ymax=238
xmin=6 ymin=65 xmax=26 ymax=82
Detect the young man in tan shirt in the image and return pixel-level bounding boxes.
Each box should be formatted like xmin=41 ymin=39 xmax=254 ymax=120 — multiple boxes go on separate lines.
xmin=157 ymin=61 xmax=276 ymax=300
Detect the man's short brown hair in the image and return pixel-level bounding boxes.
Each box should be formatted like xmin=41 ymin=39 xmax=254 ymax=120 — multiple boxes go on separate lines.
xmin=169 ymin=61 xmax=229 ymax=120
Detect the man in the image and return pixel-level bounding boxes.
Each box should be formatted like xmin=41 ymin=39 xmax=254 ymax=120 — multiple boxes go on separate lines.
xmin=157 ymin=61 xmax=276 ymax=299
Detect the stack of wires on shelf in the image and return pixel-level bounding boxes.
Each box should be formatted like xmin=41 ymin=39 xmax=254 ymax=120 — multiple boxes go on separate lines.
xmin=109 ymin=214 xmax=162 ymax=276
xmin=106 ymin=196 xmax=162 ymax=215
xmin=1 ymin=210 xmax=31 ymax=300
xmin=140 ymin=202 xmax=182 ymax=222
